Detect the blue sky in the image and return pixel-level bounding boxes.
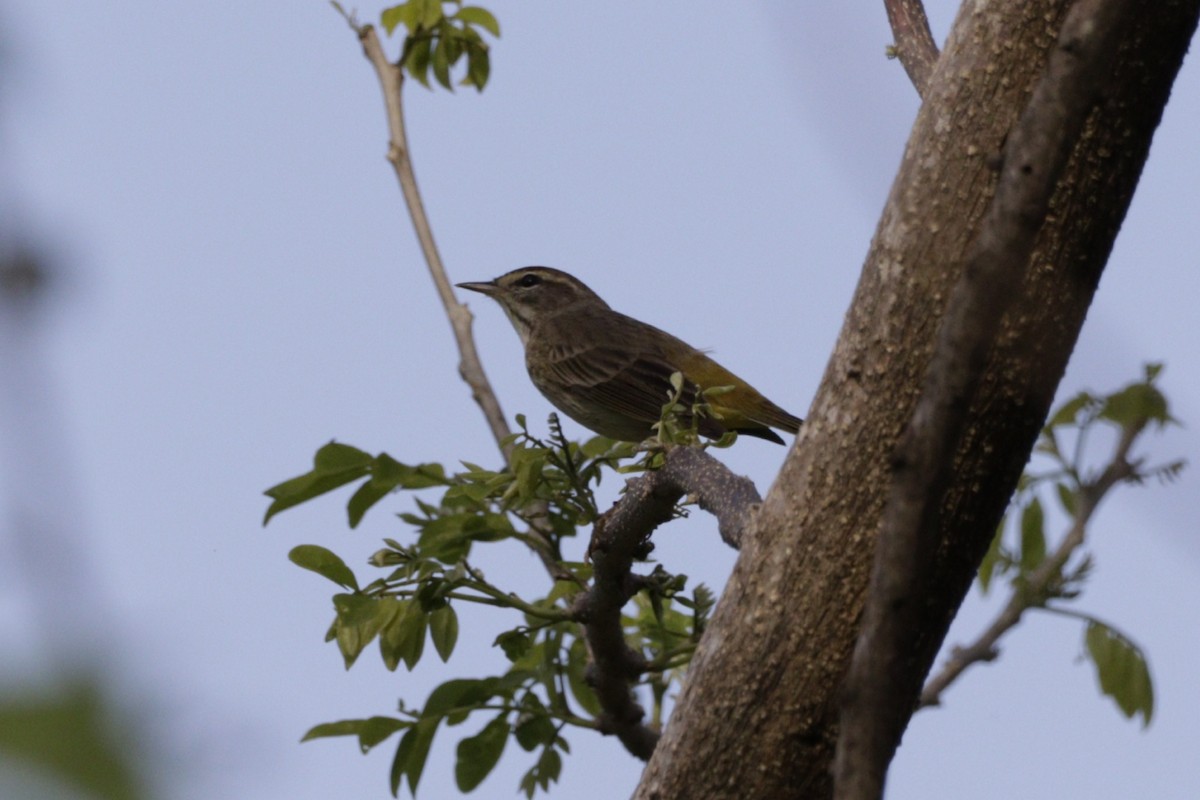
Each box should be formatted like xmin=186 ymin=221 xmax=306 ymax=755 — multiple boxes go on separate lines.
xmin=1 ymin=2 xmax=1197 ymax=798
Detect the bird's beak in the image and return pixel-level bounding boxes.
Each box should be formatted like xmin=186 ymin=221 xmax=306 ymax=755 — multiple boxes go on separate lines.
xmin=457 ymin=280 xmax=500 ymax=297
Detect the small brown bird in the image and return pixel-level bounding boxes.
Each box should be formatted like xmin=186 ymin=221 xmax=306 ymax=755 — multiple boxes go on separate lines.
xmin=458 ymin=267 xmax=801 ymax=444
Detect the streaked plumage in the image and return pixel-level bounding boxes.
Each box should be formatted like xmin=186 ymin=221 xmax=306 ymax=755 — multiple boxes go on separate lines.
xmin=458 ymin=267 xmax=802 ymax=444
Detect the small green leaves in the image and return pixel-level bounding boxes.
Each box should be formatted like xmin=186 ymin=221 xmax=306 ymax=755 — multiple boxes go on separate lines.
xmin=350 ymin=455 xmax=448 ymax=527
xmin=380 ymin=1 xmax=500 ymax=91
xmin=1085 ymin=621 xmax=1154 ymax=726
xmin=268 ymin=416 xmax=680 ymax=796
xmin=264 ymin=442 xmax=447 ymax=527
xmin=969 ymin=365 xmax=1179 ymax=731
xmin=1044 ymin=363 xmax=1178 ymax=438
xmin=1099 ymin=363 xmax=1174 ymax=429
xmin=519 ymin=746 xmax=563 ymax=799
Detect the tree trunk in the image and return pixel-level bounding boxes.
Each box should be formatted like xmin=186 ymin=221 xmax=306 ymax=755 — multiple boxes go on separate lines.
xmin=634 ymin=1 xmax=1199 ymax=798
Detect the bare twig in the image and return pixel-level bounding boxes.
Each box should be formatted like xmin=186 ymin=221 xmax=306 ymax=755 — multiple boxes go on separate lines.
xmin=337 ymin=12 xmax=513 ymax=455
xmin=884 ymin=0 xmax=939 ymax=97
xmin=574 ymin=447 xmax=762 ymax=759
xmin=835 ymin=2 xmax=1135 ymax=798
xmin=919 ymin=421 xmax=1141 ymax=707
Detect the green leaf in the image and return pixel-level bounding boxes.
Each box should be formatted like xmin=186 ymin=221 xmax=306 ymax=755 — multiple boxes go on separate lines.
xmin=381 ymin=4 xmax=417 ymax=35
xmin=380 ymin=600 xmax=428 ymax=671
xmin=304 ymin=716 xmax=410 ymax=752
xmin=1055 ymin=481 xmax=1078 ymax=516
xmin=514 ymin=712 xmax=555 ymax=752
xmin=263 ymin=442 xmax=373 ymax=523
xmin=424 ymin=678 xmax=495 ymax=718
xmin=431 ymin=29 xmax=454 ymax=90
xmin=392 ymin=717 xmax=439 ymax=795
xmin=1085 ymin=621 xmax=1154 ymax=726
xmin=429 ymin=605 xmax=460 ymax=662
xmin=1019 ymin=497 xmax=1045 ymax=572
xmin=358 ymin=716 xmax=410 ymax=752
xmin=418 ymin=511 xmax=513 ymax=562
xmin=464 ymin=43 xmax=491 ymax=91
xmin=455 ymin=6 xmax=501 ymax=37
xmin=520 ymin=746 xmax=563 ymax=798
xmin=418 ymin=0 xmax=444 ymax=28
xmin=333 ymin=594 xmax=392 ymax=668
xmin=977 ymin=518 xmax=1004 ymax=594
xmin=315 ymin=441 xmax=374 ymax=471
xmin=495 ymin=630 xmax=532 ymax=662
xmin=566 ymin=638 xmax=601 ymax=716
xmin=388 ymin=456 xmax=450 ymax=489
xmin=443 ymin=23 xmax=464 ymax=64
xmin=1046 ymin=392 xmax=1094 ymax=428
xmin=289 ymin=545 xmax=359 ymax=590
xmin=405 ymin=36 xmax=433 ymax=87
xmin=1100 ymin=381 xmax=1172 ymax=428
xmin=347 ymin=477 xmax=394 ymax=528
xmin=455 ymin=714 xmax=510 ymax=791
xmin=301 ymin=718 xmax=366 ymax=742
xmin=348 ymin=456 xmax=447 ymax=527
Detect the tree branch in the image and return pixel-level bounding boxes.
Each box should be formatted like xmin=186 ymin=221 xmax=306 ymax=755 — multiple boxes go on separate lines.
xmin=338 ymin=13 xmax=513 ymax=455
xmin=835 ymin=2 xmax=1135 ymax=798
xmin=883 ymin=0 xmax=939 ymax=97
xmin=919 ymin=420 xmax=1141 ymax=707
xmin=335 ymin=12 xmax=582 ymax=581
xmin=575 ymin=447 xmax=762 ymax=759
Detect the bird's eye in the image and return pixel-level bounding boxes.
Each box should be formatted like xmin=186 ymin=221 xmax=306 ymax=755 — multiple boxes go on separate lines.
xmin=516 ymin=273 xmax=542 ymax=288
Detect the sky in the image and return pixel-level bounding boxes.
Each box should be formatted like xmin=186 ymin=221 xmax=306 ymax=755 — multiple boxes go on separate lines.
xmin=1 ymin=2 xmax=1197 ymax=799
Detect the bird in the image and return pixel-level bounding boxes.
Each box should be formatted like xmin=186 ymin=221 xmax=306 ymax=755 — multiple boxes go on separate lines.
xmin=457 ymin=267 xmax=801 ymax=444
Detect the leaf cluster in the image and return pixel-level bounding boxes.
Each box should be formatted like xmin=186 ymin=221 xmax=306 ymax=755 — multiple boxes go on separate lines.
xmin=380 ymin=0 xmax=499 ymax=91
xmin=976 ymin=363 xmax=1183 ymax=727
xmin=265 ymin=418 xmax=711 ymax=796
xmin=650 ymin=372 xmax=739 ymax=452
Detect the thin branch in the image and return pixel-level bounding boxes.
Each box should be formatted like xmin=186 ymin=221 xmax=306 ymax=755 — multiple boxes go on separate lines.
xmin=335 ymin=11 xmax=579 ymax=580
xmin=574 ymin=447 xmax=762 ymax=760
xmin=918 ymin=422 xmax=1141 ymax=708
xmin=884 ymin=0 xmax=939 ymax=97
xmin=337 ymin=11 xmax=512 ymax=454
xmin=835 ymin=2 xmax=1135 ymax=798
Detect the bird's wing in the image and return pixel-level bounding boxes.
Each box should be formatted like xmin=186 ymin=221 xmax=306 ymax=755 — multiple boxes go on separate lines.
xmin=538 ymin=338 xmax=688 ymax=425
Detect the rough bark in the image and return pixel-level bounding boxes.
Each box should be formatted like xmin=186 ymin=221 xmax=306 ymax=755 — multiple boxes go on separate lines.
xmin=633 ymin=1 xmax=1199 ymax=798
xmin=837 ymin=1 xmax=1140 ymax=796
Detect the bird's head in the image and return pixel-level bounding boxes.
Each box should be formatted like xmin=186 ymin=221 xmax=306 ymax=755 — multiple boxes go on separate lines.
xmin=458 ymin=267 xmax=607 ymax=343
